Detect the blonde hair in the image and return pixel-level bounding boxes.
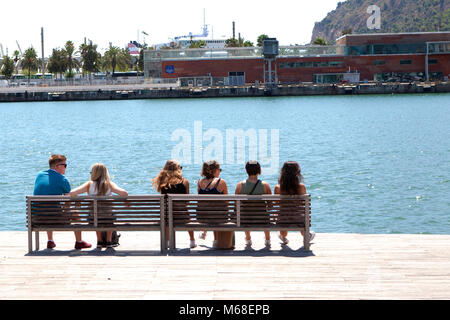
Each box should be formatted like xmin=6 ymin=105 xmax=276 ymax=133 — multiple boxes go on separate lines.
xmin=90 ymin=163 xmax=111 ymax=196
xmin=151 ymin=160 xmax=183 ymax=192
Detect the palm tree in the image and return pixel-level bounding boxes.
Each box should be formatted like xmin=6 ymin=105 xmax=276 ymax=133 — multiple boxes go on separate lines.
xmin=79 ymin=41 xmax=101 ymax=78
xmin=103 ymin=45 xmax=129 ymax=76
xmin=119 ymin=47 xmax=133 ymax=72
xmin=225 ymin=38 xmax=239 ymax=47
xmin=63 ymin=41 xmax=80 ymax=79
xmin=12 ymin=50 xmax=20 ymax=75
xmin=1 ymin=55 xmax=15 ymax=79
xmin=47 ymin=48 xmax=66 ymax=79
xmin=20 ymin=47 xmax=39 ymax=81
xmin=257 ymin=34 xmax=269 ymax=47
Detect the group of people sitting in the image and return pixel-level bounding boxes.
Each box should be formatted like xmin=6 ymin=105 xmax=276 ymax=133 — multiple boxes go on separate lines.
xmin=33 ymin=154 xmax=315 ymax=250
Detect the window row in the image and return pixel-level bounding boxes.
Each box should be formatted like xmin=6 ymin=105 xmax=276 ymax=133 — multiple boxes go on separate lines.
xmin=279 ymin=61 xmax=344 ymax=69
xmin=374 ymin=59 xmax=439 ymax=65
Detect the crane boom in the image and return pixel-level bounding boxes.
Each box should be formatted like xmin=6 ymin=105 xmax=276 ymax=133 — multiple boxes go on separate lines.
xmin=16 ymin=41 xmax=23 ymax=55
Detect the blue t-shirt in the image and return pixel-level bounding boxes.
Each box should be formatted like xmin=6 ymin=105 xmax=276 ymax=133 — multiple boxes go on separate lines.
xmin=33 ymin=169 xmax=71 ymax=195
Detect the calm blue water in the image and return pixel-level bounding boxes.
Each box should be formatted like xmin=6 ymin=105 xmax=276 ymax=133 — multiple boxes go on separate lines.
xmin=1 ymin=94 xmax=449 ymax=234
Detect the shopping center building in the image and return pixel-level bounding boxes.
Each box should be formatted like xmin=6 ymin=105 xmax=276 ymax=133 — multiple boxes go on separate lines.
xmin=144 ymin=32 xmax=450 ymax=85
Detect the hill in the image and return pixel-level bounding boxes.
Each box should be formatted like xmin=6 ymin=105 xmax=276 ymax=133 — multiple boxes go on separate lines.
xmin=311 ymin=0 xmax=450 ymax=44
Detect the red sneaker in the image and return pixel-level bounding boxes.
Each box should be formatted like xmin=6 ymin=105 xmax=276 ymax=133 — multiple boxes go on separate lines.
xmin=47 ymin=240 xmax=56 ymax=249
xmin=75 ymin=241 xmax=92 ymax=250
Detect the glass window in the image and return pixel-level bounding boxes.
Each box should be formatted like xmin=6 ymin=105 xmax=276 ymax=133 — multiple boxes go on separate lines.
xmin=314 ymin=74 xmax=344 ymax=84
xmin=374 ymin=60 xmax=386 ymax=65
xmin=313 ymin=61 xmax=328 ymax=67
xmin=348 ymin=43 xmax=427 ymax=55
xmin=328 ymin=61 xmax=344 ymax=67
xmin=400 ymin=60 xmax=412 ymax=65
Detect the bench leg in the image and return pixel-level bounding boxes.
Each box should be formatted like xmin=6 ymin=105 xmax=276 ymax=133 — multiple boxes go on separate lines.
xmin=35 ymin=232 xmax=40 ymax=251
xmin=160 ymin=228 xmax=167 ymax=254
xmin=28 ymin=229 xmax=33 ymax=253
xmin=170 ymin=229 xmax=176 ymax=251
xmin=303 ymin=231 xmax=310 ymax=252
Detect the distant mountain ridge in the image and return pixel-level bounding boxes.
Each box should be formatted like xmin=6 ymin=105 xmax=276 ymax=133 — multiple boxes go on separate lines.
xmin=311 ymin=0 xmax=450 ymax=44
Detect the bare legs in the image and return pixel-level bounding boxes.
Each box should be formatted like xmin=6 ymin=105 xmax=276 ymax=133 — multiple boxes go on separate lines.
xmin=96 ymin=231 xmax=112 ymax=243
xmin=245 ymin=231 xmax=271 ymax=242
xmin=47 ymin=230 xmax=82 ymax=242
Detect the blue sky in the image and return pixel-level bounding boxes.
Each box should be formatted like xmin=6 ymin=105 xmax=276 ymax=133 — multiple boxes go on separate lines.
xmin=0 ymin=0 xmax=344 ymax=56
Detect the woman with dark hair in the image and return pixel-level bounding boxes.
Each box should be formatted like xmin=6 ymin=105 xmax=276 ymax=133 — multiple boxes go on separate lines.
xmin=235 ymin=160 xmax=272 ymax=248
xmin=152 ymin=160 xmax=196 ymax=249
xmin=197 ymin=160 xmax=230 ymax=248
xmin=274 ymin=161 xmax=315 ymax=245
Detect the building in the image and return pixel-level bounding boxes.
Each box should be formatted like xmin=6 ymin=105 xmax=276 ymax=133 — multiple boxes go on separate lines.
xmin=144 ymin=32 xmax=450 ymax=85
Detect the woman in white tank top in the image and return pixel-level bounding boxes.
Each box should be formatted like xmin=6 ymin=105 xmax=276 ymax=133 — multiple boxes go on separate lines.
xmin=70 ymin=163 xmax=128 ymax=248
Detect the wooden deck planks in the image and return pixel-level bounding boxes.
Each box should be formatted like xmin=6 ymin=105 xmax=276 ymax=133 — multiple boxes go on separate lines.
xmin=0 ymin=231 xmax=449 ymax=299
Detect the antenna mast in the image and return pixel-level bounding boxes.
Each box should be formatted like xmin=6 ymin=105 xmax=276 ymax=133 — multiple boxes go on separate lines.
xmin=41 ymin=27 xmax=45 ymax=76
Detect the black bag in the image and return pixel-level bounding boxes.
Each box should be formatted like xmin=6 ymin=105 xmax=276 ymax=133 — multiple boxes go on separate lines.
xmin=100 ymin=231 xmax=120 ymax=247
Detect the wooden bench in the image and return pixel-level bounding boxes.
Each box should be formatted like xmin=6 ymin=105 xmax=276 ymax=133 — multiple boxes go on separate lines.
xmin=167 ymin=194 xmax=312 ymax=251
xmin=26 ymin=195 xmax=166 ymax=253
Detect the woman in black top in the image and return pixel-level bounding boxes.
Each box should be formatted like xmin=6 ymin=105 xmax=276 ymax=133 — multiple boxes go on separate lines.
xmin=274 ymin=161 xmax=315 ymax=245
xmin=152 ymin=160 xmax=196 ymax=248
xmin=197 ymin=160 xmax=229 ymax=248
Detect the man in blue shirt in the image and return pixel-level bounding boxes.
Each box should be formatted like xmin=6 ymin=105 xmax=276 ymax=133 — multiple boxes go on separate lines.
xmin=34 ymin=154 xmax=91 ymax=250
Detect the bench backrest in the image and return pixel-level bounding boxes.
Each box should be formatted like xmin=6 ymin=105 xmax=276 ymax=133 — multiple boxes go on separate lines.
xmin=167 ymin=194 xmax=311 ymax=228
xmin=27 ymin=195 xmax=164 ymax=229
xmin=27 ymin=194 xmax=311 ymax=230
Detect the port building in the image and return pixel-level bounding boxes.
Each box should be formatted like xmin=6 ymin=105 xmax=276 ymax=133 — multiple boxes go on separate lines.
xmin=144 ymin=32 xmax=450 ymax=86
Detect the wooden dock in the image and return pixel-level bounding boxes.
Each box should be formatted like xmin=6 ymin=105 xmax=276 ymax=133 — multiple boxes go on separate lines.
xmin=1 ymin=231 xmax=449 ymax=300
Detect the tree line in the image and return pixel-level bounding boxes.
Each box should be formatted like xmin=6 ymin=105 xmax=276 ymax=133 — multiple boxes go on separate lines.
xmin=1 ymin=34 xmax=275 ymax=80
xmin=0 ymin=40 xmax=146 ymax=80
xmin=162 ymin=34 xmax=273 ymax=49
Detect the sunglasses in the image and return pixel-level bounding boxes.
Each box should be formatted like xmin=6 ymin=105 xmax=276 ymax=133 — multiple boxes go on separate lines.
xmin=57 ymin=163 xmax=67 ymax=168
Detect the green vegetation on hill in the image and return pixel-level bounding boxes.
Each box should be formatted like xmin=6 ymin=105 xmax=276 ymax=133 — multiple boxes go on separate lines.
xmin=311 ymin=0 xmax=450 ymax=44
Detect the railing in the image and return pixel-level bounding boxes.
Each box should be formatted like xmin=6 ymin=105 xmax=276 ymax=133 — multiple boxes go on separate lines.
xmin=5 ymin=77 xmax=145 ymax=88
xmin=144 ymin=45 xmax=344 ymax=62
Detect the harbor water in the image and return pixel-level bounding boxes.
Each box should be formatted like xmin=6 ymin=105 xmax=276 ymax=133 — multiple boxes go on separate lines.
xmin=0 ymin=93 xmax=449 ymax=234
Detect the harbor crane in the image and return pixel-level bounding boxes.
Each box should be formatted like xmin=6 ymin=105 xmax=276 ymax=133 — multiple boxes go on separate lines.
xmin=16 ymin=40 xmax=23 ymax=55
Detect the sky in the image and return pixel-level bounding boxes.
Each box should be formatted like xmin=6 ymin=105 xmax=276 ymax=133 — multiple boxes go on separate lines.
xmin=0 ymin=0 xmax=343 ymax=57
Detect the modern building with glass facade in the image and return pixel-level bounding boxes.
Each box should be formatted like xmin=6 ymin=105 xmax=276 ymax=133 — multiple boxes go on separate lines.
xmin=144 ymin=32 xmax=450 ymax=85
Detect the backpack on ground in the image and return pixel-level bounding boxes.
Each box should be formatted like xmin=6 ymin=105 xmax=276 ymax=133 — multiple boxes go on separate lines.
xmin=100 ymin=231 xmax=120 ymax=247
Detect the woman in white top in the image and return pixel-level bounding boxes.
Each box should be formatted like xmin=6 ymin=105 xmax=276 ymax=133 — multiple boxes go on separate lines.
xmin=70 ymin=163 xmax=128 ymax=248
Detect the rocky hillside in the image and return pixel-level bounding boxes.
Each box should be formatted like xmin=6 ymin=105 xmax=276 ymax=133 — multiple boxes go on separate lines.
xmin=311 ymin=0 xmax=450 ymax=44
